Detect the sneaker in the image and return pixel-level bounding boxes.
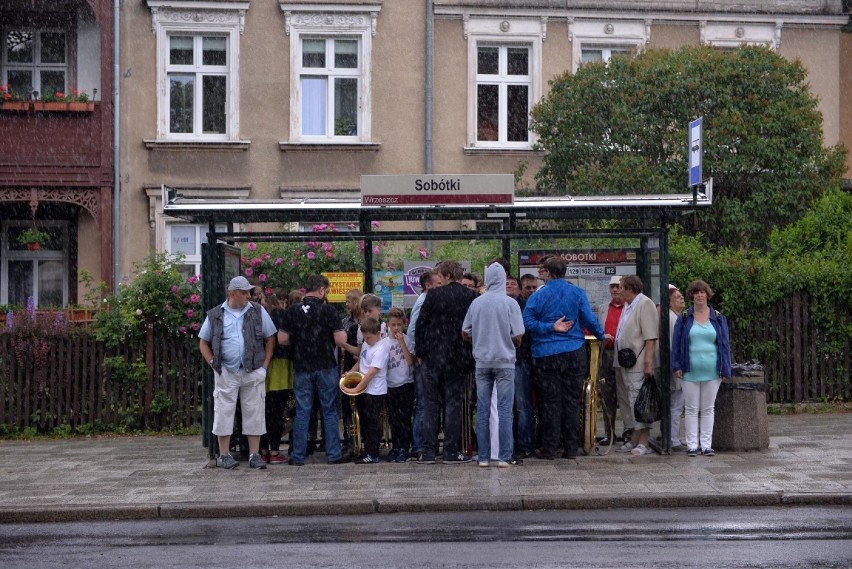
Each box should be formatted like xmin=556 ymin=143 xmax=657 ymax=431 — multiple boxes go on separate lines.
xmin=248 ymin=453 xmax=267 ymax=469
xmin=619 ymin=442 xmax=635 ymax=453
xmin=268 ymin=453 xmax=286 ymax=465
xmin=443 ymin=452 xmax=472 ymax=464
xmin=534 ymin=449 xmax=556 ymax=460
xmin=287 ymin=457 xmax=305 ymax=466
xmin=355 ymin=454 xmax=380 ymax=464
xmin=327 ymin=456 xmax=350 ymax=465
xmin=416 ymin=453 xmax=436 ymax=465
xmin=260 ymin=452 xmax=271 ymax=464
xmin=630 ymin=444 xmax=652 ymax=456
xmin=701 ymin=448 xmax=716 ymax=457
xmin=218 ymin=453 xmax=238 ymax=470
xmin=386 ymin=449 xmax=399 ymax=463
xmin=498 ymin=457 xmax=523 ymax=467
xmin=394 ymin=450 xmax=409 ymax=463
xmin=687 ymin=448 xmax=698 ymax=457
xmin=478 ymin=461 xmax=490 ymax=467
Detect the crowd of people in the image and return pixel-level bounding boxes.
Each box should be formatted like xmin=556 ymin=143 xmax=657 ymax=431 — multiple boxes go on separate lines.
xmin=198 ymin=257 xmax=731 ymax=470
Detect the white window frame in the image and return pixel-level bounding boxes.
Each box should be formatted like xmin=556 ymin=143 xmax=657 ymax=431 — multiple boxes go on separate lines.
xmin=147 ymin=1 xmax=249 ymax=142
xmin=568 ymin=19 xmax=650 ymax=73
xmin=280 ymin=3 xmax=381 ymax=144
xmin=465 ymin=17 xmax=543 ymax=150
xmin=166 ymin=223 xmax=228 ymax=278
xmin=579 ymin=45 xmax=632 ymax=65
xmin=700 ymin=21 xmax=781 ymax=50
xmin=1 ymin=27 xmax=69 ymax=100
xmin=1 ymin=221 xmax=69 ymax=307
xmin=473 ymin=43 xmax=533 ymax=148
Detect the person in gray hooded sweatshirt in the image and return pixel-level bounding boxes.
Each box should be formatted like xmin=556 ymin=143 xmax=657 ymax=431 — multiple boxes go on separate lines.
xmin=462 ymin=262 xmax=525 ymax=467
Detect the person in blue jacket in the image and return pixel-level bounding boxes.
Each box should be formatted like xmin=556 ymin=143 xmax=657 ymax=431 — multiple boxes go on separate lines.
xmin=523 ymin=256 xmax=606 ymax=460
xmin=671 ymin=279 xmax=731 ymax=457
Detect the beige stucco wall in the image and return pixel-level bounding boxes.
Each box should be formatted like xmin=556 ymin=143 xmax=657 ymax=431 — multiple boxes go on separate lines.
xmin=842 ymin=32 xmax=852 ymax=178
xmin=118 ymin=2 xmax=849 ymax=279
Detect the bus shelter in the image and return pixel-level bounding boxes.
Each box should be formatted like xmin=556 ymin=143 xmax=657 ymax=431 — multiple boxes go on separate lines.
xmin=163 ymin=183 xmax=713 ymax=458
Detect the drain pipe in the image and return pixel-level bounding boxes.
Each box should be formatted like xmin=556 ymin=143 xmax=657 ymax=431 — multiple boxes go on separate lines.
xmin=425 ymin=0 xmax=434 ymax=244
xmin=113 ymin=0 xmax=121 ymax=294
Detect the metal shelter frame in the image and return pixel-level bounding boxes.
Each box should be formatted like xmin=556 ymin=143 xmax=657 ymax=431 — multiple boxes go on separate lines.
xmin=163 ymin=185 xmax=713 ymax=457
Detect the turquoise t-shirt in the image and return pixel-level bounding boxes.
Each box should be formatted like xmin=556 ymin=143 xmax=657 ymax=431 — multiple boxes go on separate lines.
xmin=683 ymin=321 xmax=718 ymax=382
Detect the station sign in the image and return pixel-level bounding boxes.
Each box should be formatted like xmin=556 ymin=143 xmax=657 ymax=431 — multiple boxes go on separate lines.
xmin=360 ymin=174 xmax=514 ymax=206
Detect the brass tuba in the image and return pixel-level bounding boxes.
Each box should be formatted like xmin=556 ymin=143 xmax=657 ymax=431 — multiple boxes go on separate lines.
xmin=582 ymin=337 xmax=602 ymax=455
xmin=340 ymin=371 xmax=367 ymax=456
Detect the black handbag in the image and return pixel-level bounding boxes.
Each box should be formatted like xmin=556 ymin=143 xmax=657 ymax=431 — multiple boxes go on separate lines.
xmin=617 ymin=345 xmax=644 ymax=368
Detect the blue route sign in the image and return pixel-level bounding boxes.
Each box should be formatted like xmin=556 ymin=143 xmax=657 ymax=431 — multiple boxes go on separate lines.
xmin=689 ymin=117 xmax=703 ymax=187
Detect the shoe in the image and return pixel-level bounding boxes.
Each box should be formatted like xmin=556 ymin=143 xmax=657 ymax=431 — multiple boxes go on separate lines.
xmin=327 ymin=456 xmax=349 ymax=465
xmin=218 ymin=453 xmax=238 ymax=470
xmin=687 ymin=448 xmax=698 ymax=457
xmin=355 ymin=454 xmax=380 ymax=464
xmin=498 ymin=457 xmax=523 ymax=467
xmin=260 ymin=452 xmax=271 ymax=464
xmin=561 ymin=450 xmax=578 ymax=459
xmin=268 ymin=453 xmax=286 ymax=465
xmin=519 ymin=450 xmax=535 ymax=459
xmin=288 ymin=457 xmax=305 ymax=466
xmin=394 ymin=450 xmax=409 ymax=463
xmin=416 ymin=453 xmax=436 ymax=465
xmin=248 ymin=453 xmax=267 ymax=469
xmin=619 ymin=442 xmax=635 ymax=453
xmin=597 ymin=437 xmax=611 ymax=446
xmin=478 ymin=461 xmax=490 ymax=467
xmin=701 ymin=448 xmax=715 ymax=457
xmin=671 ymin=444 xmax=683 ymax=452
xmin=386 ymin=449 xmax=399 ymax=463
xmin=443 ymin=452 xmax=472 ymax=464
xmin=534 ymin=449 xmax=556 ymax=460
xmin=630 ymin=444 xmax=652 ymax=456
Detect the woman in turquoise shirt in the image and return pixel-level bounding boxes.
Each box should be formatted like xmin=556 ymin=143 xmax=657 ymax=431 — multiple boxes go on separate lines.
xmin=671 ymin=280 xmax=731 ymax=457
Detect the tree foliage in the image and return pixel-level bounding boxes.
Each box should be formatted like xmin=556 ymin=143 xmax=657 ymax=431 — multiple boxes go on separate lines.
xmin=530 ymin=46 xmax=846 ymax=248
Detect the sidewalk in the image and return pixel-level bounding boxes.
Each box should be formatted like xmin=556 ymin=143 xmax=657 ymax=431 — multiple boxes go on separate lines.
xmin=1 ymin=413 xmax=850 ymax=524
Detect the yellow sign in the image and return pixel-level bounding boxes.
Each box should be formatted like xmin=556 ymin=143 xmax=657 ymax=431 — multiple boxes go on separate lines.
xmin=324 ymin=272 xmax=365 ymax=302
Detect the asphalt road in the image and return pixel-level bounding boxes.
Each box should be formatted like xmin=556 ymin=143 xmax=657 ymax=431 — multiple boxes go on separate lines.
xmin=2 ymin=506 xmax=850 ymax=568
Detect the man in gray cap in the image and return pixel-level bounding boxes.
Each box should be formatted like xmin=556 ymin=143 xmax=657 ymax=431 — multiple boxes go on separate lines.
xmin=199 ymin=276 xmax=277 ymax=469
xmin=597 ymin=275 xmax=625 ymax=445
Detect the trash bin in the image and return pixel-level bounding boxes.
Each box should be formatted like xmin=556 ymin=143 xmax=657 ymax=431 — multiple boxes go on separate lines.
xmin=712 ymin=362 xmax=769 ymax=451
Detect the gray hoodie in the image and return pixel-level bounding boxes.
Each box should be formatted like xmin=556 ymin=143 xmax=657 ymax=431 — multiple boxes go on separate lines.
xmin=462 ymin=263 xmax=525 ymax=369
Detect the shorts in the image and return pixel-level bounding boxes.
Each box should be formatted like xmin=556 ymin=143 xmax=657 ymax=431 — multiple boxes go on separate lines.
xmin=212 ymin=366 xmax=267 ymax=436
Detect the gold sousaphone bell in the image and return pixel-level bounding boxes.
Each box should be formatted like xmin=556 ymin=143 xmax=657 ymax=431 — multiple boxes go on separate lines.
xmin=339 ymin=370 xmax=370 ymax=396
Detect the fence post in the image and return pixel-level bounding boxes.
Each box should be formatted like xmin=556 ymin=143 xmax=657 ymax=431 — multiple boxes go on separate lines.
xmin=792 ymin=291 xmax=802 ymax=404
xmin=145 ymin=313 xmax=155 ymax=428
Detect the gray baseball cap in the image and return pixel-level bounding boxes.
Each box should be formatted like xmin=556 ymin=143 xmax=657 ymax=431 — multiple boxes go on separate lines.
xmin=227 ymin=276 xmax=254 ymax=291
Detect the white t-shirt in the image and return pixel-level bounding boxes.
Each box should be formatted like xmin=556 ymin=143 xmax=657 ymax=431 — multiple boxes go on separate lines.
xmin=359 ymin=337 xmax=390 ymax=396
xmin=386 ymin=334 xmax=413 ymax=388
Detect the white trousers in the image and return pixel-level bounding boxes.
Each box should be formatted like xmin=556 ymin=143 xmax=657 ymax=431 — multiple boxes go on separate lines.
xmin=682 ymin=378 xmax=722 ymax=451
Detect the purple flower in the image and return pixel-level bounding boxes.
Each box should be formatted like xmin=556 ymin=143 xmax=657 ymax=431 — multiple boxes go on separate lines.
xmin=371 ymin=220 xmax=381 ymax=228
xmin=290 ymin=259 xmax=299 ymax=267
xmin=183 ymin=297 xmax=190 ymax=305
xmin=313 ymin=223 xmax=328 ymax=232
xmin=190 ymin=294 xmax=200 ymax=304
xmin=274 ymin=257 xmax=283 ymax=266
xmin=247 ymin=242 xmax=257 ymax=251
xmin=191 ymin=323 xmax=200 ymax=331
xmin=264 ymin=287 xmax=273 ymax=296
xmin=372 ymin=246 xmax=380 ymax=254
xmin=258 ymin=273 xmax=267 ymax=282
xmin=326 ymin=252 xmax=334 ymax=259
xmin=244 ymin=268 xmax=253 ymax=277
xmin=419 ymin=248 xmax=429 ymax=259
xmin=185 ymin=309 xmax=194 ymax=318
xmin=322 ymin=242 xmax=332 ymax=252
xmin=179 ymin=326 xmax=188 ymax=334
xmin=307 ymin=252 xmax=316 ymax=260
xmin=347 ymin=223 xmax=357 ymax=230
xmin=171 ymin=285 xmax=180 ymax=294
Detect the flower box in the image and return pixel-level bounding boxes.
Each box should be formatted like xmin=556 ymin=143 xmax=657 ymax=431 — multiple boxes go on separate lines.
xmin=34 ymin=101 xmax=69 ymax=112
xmin=68 ymin=101 xmax=95 ymax=112
xmin=0 ymin=101 xmax=29 ymax=111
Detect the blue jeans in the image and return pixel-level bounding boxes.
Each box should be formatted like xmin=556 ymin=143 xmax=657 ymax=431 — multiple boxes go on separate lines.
xmin=513 ymin=359 xmax=534 ymax=454
xmin=411 ymin=361 xmax=426 ymax=453
xmin=292 ymin=368 xmax=342 ymax=463
xmin=475 ymin=367 xmax=515 ymax=462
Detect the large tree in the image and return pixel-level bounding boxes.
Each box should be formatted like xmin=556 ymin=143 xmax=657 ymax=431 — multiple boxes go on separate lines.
xmin=529 ymin=46 xmax=846 ymax=248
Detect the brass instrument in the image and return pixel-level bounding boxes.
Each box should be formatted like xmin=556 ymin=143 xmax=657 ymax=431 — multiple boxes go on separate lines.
xmin=582 ymin=337 xmax=609 ymax=455
xmin=340 ymin=371 xmax=368 ymax=455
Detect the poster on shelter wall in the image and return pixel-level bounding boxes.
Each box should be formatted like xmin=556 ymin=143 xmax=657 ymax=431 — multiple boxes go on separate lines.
xmin=373 ymin=270 xmax=405 ymax=311
xmin=324 ymin=272 xmax=365 ymax=303
xmin=401 ymin=260 xmax=472 ymax=308
xmin=518 ymin=249 xmax=639 ymax=318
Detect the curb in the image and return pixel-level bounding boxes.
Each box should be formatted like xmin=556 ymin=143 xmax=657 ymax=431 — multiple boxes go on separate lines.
xmin=2 ymin=492 xmax=851 ymax=524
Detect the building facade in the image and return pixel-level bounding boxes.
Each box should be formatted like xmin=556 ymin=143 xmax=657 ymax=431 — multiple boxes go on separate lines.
xmin=0 ymin=0 xmax=114 ymax=307
xmin=18 ymin=0 xmax=844 ymax=296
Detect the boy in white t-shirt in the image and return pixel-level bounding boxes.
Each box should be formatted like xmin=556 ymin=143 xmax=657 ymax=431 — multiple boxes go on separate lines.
xmin=385 ymin=307 xmax=415 ymax=463
xmin=350 ymin=317 xmax=390 ymax=464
